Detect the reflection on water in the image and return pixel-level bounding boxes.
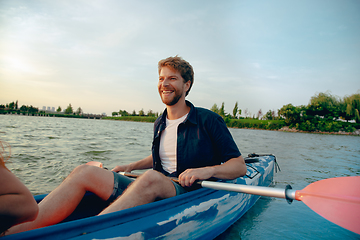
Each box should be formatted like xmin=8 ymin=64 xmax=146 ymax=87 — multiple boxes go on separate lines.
xmin=0 ymin=115 xmax=359 ymax=239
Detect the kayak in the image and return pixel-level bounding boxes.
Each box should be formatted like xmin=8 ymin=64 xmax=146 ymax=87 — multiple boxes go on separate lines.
xmin=4 ymin=154 xmax=277 ymax=240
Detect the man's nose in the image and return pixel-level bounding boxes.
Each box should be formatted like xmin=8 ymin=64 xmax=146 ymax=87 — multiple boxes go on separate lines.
xmin=162 ymin=78 xmax=170 ymax=86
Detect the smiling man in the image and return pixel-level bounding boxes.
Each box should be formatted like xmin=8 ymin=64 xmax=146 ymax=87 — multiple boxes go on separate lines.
xmin=7 ymin=56 xmax=246 ymax=234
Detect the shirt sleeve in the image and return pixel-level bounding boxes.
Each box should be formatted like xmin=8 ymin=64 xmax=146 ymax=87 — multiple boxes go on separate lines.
xmin=208 ymin=114 xmax=241 ymax=162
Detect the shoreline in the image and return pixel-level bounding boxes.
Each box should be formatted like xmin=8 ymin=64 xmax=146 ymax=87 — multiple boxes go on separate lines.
xmin=278 ymin=126 xmax=360 ymax=136
xmin=231 ymin=126 xmax=360 ymax=136
xmin=2 ymin=114 xmax=359 ymax=136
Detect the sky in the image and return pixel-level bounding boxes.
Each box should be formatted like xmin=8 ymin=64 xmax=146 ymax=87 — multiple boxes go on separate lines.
xmin=1 ymin=0 xmax=359 ymax=116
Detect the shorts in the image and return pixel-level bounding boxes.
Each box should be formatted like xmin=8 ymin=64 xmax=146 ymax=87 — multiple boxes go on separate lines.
xmin=107 ymin=171 xmax=187 ymax=202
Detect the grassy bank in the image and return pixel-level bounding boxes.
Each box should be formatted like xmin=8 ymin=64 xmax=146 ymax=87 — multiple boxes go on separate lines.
xmin=104 ymin=116 xmax=286 ymax=130
xmin=4 ymin=111 xmax=358 ymax=134
xmin=226 ymin=118 xmax=286 ymax=130
xmin=103 ymin=116 xmax=157 ymax=123
xmin=104 ymin=116 xmax=359 ymax=135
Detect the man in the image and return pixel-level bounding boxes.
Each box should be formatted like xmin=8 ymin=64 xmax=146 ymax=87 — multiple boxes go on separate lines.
xmin=8 ymin=56 xmax=246 ymax=234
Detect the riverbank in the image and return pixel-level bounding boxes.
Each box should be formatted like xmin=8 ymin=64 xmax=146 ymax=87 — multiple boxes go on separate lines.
xmin=105 ymin=116 xmax=360 ymax=136
xmin=277 ymin=126 xmax=360 ymax=136
xmin=3 ymin=113 xmax=359 ymax=136
xmin=0 ymin=111 xmax=105 ymax=119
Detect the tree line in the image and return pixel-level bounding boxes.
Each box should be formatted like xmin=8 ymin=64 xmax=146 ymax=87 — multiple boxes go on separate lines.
xmin=2 ymin=91 xmax=359 ymax=133
xmin=211 ymin=91 xmax=359 ymax=132
xmin=112 ymin=109 xmax=159 ymax=118
xmin=109 ymin=91 xmax=359 ymax=133
xmin=0 ymin=102 xmax=84 ymax=116
xmin=278 ymin=92 xmax=359 ymax=132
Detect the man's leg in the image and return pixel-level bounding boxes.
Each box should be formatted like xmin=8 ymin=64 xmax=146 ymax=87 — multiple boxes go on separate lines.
xmin=7 ymin=165 xmax=114 ymax=234
xmin=100 ymin=170 xmax=177 ymax=215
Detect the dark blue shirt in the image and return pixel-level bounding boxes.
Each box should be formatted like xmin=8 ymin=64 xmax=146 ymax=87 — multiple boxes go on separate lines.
xmin=152 ymin=101 xmax=241 ymax=177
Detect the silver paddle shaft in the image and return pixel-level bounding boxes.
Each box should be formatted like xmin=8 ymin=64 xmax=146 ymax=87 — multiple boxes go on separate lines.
xmin=201 ymin=181 xmax=297 ymax=201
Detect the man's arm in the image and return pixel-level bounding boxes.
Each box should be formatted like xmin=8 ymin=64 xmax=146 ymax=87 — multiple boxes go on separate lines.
xmin=178 ymin=155 xmax=247 ymax=187
xmin=112 ymin=154 xmax=153 ymax=173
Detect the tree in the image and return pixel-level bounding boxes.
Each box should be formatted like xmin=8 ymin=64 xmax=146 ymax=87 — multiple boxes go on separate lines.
xmin=341 ymin=93 xmax=360 ymax=123
xmin=244 ymin=108 xmax=251 ymax=118
xmin=64 ymin=104 xmax=73 ymax=114
xmin=119 ymin=110 xmax=129 ymax=116
xmin=232 ymin=102 xmax=238 ymax=119
xmin=138 ymin=109 xmax=145 ymax=116
xmin=147 ymin=109 xmax=155 ymax=117
xmin=75 ymin=107 xmax=82 ymax=115
xmin=210 ymin=103 xmax=219 ymax=114
xmin=257 ymin=109 xmax=263 ymax=120
xmin=8 ymin=101 xmax=15 ymax=110
xmin=20 ymin=105 xmax=28 ymax=112
xmin=278 ymin=104 xmax=302 ymax=125
xmin=112 ymin=111 xmax=118 ymax=116
xmin=28 ymin=105 xmax=38 ymax=113
xmin=264 ymin=110 xmax=275 ymax=120
xmin=219 ymin=102 xmax=225 ymax=118
xmin=56 ymin=106 xmax=62 ymax=112
xmin=356 ymin=109 xmax=360 ymax=123
xmin=307 ymin=92 xmax=340 ymax=120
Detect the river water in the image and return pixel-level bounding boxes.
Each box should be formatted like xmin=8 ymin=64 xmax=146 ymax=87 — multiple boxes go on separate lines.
xmin=1 ymin=115 xmax=359 ymax=239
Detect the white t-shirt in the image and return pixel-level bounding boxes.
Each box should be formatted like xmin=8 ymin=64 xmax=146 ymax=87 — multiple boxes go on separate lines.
xmin=159 ymin=113 xmax=188 ymax=173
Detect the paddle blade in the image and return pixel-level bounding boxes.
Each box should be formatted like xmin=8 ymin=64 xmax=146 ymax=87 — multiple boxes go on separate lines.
xmin=295 ymin=176 xmax=360 ymax=235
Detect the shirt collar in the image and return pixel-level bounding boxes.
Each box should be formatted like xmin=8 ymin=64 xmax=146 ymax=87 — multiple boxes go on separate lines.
xmin=160 ymin=100 xmax=197 ymax=125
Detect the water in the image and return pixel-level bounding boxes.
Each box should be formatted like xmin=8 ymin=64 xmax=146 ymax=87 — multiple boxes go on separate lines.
xmin=1 ymin=115 xmax=359 ymax=239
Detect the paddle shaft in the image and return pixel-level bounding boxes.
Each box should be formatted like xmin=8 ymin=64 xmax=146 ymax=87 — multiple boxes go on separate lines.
xmin=120 ymin=172 xmax=297 ymax=201
xmin=200 ymin=180 xmax=296 ymax=200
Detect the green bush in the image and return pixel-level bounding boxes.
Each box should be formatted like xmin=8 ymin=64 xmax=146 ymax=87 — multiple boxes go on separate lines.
xmin=226 ymin=119 xmax=285 ymax=130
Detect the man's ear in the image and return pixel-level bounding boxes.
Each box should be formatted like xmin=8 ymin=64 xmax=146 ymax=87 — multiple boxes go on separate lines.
xmin=184 ymin=80 xmax=191 ymax=92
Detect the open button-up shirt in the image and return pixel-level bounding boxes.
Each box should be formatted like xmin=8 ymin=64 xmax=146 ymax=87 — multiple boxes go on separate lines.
xmin=152 ymin=101 xmax=241 ymax=178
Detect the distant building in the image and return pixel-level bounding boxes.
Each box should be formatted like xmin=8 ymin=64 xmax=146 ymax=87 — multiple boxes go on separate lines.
xmin=43 ymin=106 xmax=56 ymax=113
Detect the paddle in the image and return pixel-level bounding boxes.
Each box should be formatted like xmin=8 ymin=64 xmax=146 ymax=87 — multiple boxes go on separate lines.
xmin=85 ymin=161 xmax=360 ymax=234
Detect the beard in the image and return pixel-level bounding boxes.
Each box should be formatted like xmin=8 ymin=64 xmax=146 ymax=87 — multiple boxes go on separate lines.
xmin=160 ymin=89 xmax=184 ymax=106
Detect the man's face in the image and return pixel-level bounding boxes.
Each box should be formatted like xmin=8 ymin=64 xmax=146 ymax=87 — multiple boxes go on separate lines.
xmin=158 ymin=66 xmax=190 ymax=106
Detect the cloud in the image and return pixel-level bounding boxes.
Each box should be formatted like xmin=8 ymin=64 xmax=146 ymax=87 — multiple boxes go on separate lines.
xmin=1 ymin=0 xmax=360 ymax=116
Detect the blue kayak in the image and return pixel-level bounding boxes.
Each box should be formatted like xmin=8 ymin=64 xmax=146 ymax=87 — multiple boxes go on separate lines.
xmin=4 ymin=154 xmax=277 ymax=240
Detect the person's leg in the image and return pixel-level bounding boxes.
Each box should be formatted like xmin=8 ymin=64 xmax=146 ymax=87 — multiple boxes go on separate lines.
xmin=99 ymin=170 xmax=177 ymax=215
xmin=7 ymin=165 xmax=114 ymax=234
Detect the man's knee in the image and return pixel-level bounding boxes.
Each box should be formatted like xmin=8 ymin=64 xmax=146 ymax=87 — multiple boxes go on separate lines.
xmin=71 ymin=164 xmax=93 ymax=175
xmin=66 ymin=164 xmax=98 ymax=184
xmin=136 ymin=170 xmax=166 ymax=189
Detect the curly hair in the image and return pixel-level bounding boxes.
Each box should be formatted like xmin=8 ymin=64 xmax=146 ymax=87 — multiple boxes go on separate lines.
xmin=158 ymin=56 xmax=194 ymax=96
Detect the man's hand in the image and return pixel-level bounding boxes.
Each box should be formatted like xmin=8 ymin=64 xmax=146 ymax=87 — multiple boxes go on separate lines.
xmin=111 ymin=165 xmax=132 ymax=173
xmin=178 ymin=167 xmax=215 ymax=187
xmin=178 ymin=156 xmax=247 ymax=187
xmin=112 ymin=155 xmax=153 ymax=173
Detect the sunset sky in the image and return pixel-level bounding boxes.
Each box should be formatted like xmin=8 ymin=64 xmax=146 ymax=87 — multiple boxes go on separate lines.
xmin=1 ymin=0 xmax=359 ymax=116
